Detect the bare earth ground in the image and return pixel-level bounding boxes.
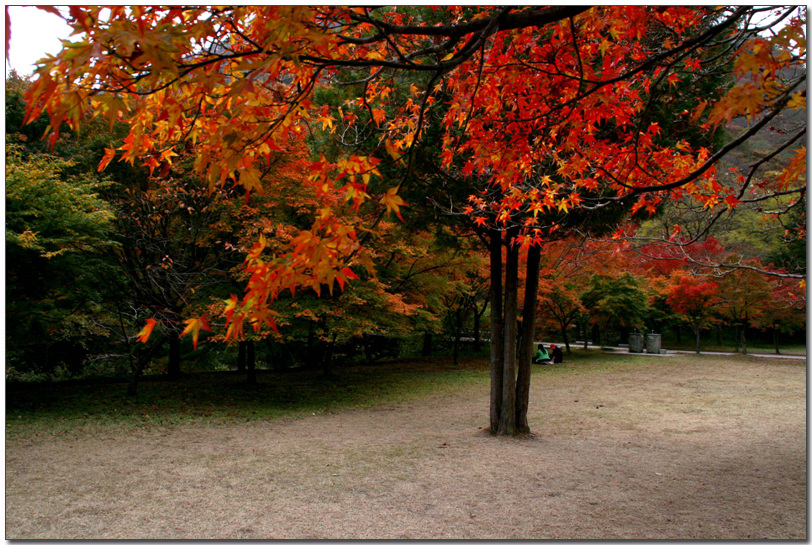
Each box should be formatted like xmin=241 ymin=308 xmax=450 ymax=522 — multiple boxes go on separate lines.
xmin=6 ymin=355 xmax=806 ymax=540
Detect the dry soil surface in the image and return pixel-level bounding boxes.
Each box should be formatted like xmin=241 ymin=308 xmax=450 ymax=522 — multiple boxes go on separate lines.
xmin=6 ymin=355 xmax=806 ymax=540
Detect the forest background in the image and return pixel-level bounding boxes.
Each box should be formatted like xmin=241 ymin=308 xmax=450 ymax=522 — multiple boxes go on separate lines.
xmin=4 ymin=6 xmax=806 ymax=434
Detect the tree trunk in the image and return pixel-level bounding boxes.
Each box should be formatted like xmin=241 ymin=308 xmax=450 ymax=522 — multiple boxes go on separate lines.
xmin=246 ymin=340 xmax=256 ymax=385
xmin=127 ymin=354 xmax=148 ymax=397
xmin=498 ymin=227 xmax=520 ymax=436
xmin=237 ymin=341 xmax=247 ymax=372
xmin=473 ymin=306 xmax=483 ymax=350
xmin=773 ymin=325 xmax=780 ymax=354
xmin=167 ymin=336 xmax=181 ymax=377
xmin=488 ymin=229 xmax=504 ymax=435
xmin=675 ymin=324 xmax=682 ymax=344
xmin=693 ymin=325 xmax=701 ymax=353
xmin=452 ymin=308 xmax=462 ymax=365
xmin=127 ymin=337 xmax=167 ymax=398
xmin=740 ymin=324 xmax=748 ymax=355
xmin=306 ymin=320 xmax=317 ymax=369
xmin=323 ymin=333 xmax=335 ymax=377
xmin=515 ymin=243 xmax=542 ymax=435
xmin=560 ymin=322 xmax=571 ymax=353
xmin=716 ymin=323 xmax=723 ymax=346
xmin=422 ymin=332 xmax=433 ymax=356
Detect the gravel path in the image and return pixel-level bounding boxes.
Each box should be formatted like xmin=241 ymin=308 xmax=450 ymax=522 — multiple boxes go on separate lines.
xmin=6 ymin=355 xmax=806 ymax=539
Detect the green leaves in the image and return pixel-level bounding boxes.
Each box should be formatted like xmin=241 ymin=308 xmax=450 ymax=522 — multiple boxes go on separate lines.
xmin=5 ymin=143 xmax=117 ymax=258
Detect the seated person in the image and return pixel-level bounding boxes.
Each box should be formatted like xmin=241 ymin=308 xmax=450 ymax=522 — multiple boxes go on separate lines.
xmin=551 ymin=344 xmax=563 ymax=364
xmin=533 ymin=344 xmax=551 ymax=364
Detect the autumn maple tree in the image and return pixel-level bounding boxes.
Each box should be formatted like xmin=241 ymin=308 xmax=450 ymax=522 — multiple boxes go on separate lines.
xmin=755 ymin=276 xmax=806 ymax=354
xmin=666 ymin=272 xmax=721 ymax=353
xmin=17 ymin=5 xmax=806 ymax=435
xmin=715 ymin=264 xmax=774 ymax=355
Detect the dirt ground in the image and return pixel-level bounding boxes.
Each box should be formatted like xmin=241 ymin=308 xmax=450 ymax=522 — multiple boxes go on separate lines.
xmin=5 ymin=355 xmax=806 ymax=540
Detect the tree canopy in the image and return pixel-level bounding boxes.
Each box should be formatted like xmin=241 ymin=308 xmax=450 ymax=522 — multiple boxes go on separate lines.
xmin=12 ymin=5 xmax=807 ymax=433
xmin=23 ymin=8 xmax=805 ymax=322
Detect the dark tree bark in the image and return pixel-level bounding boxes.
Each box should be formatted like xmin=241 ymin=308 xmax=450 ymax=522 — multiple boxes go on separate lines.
xmin=498 ymin=226 xmax=520 ymax=436
xmin=246 ymin=340 xmax=256 ymax=385
xmin=473 ymin=304 xmax=485 ymax=350
xmin=127 ymin=337 xmax=167 ymax=397
xmin=560 ymin=323 xmax=571 ymax=353
xmin=452 ymin=323 xmax=461 ymax=365
xmin=237 ymin=341 xmax=247 ymax=372
xmin=322 ymin=335 xmax=335 ymax=377
xmin=306 ymin=320 xmax=318 ymax=369
xmin=422 ymin=332 xmax=434 ymax=356
xmin=515 ymin=243 xmax=542 ymax=435
xmin=488 ymin=229 xmax=504 ymax=434
xmin=167 ymin=336 xmax=181 ymax=377
xmin=773 ymin=325 xmax=781 ymax=355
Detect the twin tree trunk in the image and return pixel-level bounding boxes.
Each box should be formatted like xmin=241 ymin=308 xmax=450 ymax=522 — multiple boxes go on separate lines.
xmin=489 ymin=228 xmax=543 ymax=436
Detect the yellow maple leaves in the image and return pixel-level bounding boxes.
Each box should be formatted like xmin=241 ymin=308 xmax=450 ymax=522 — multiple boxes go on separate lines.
xmin=179 ymin=315 xmax=212 ymax=350
xmin=381 ymin=187 xmax=407 ymax=221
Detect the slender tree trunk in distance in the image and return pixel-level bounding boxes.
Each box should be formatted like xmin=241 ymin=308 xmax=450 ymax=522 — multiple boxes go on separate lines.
xmin=498 ymin=227 xmax=520 ymax=436
xmin=237 ymin=341 xmax=247 ymax=372
xmin=246 ymin=340 xmax=256 ymax=385
xmin=128 ymin=353 xmax=149 ymax=397
xmin=693 ymin=325 xmax=701 ymax=353
xmin=306 ymin=320 xmax=317 ymax=369
xmin=716 ymin=323 xmax=723 ymax=346
xmin=452 ymin=308 xmax=462 ymax=365
xmin=167 ymin=336 xmax=181 ymax=377
xmin=515 ymin=243 xmax=542 ymax=435
xmin=773 ymin=324 xmax=781 ymax=354
xmin=734 ymin=325 xmax=741 ymax=352
xmin=561 ymin=323 xmax=571 ymax=353
xmin=127 ymin=338 xmax=167 ymax=398
xmin=322 ymin=333 xmax=335 ymax=377
xmin=675 ymin=324 xmax=682 ymax=344
xmin=473 ymin=306 xmax=483 ymax=350
xmin=422 ymin=332 xmax=433 ymax=356
xmin=488 ymin=229 xmax=504 ymax=435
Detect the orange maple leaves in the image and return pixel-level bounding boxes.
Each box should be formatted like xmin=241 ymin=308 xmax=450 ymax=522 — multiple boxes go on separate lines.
xmin=135 ymin=315 xmax=212 ymax=348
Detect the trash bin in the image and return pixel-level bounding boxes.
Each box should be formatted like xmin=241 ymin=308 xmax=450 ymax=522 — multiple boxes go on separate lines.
xmin=629 ymin=333 xmax=644 ymax=353
xmin=646 ymin=333 xmax=661 ymax=354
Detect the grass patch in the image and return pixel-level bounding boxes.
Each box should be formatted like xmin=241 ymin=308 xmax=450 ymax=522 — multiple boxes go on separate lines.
xmin=8 ymin=348 xmax=801 ymax=439
xmin=6 ymin=355 xmax=491 ymax=437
